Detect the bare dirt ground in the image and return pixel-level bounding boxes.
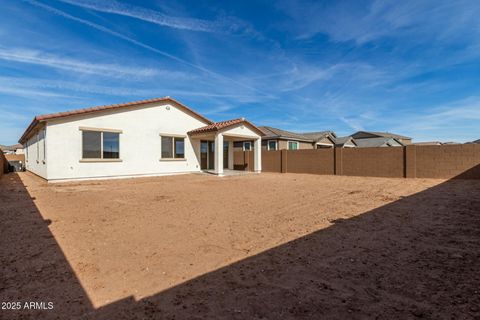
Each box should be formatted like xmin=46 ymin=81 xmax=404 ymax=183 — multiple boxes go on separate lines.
xmin=1 ymin=172 xmax=479 ymax=319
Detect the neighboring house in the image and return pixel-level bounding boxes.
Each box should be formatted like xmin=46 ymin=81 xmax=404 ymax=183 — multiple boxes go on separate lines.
xmin=234 ymin=126 xmax=317 ymax=151
xmin=259 ymin=126 xmax=316 ymax=150
xmin=19 ymin=97 xmax=263 ymax=182
xmin=301 ymin=131 xmax=337 ymax=149
xmin=472 ymin=139 xmax=480 ymax=144
xmin=1 ymin=144 xmax=24 ymax=155
xmin=235 ymin=127 xmax=359 ymax=150
xmin=351 ymin=131 xmax=412 ymax=145
xmin=332 ymin=136 xmax=357 ymax=148
xmin=354 ymin=137 xmax=404 ymax=148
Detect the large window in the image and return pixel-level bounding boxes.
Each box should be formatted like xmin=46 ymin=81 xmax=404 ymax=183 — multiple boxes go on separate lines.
xmin=288 ymin=141 xmax=299 ymax=150
xmin=82 ymin=130 xmax=120 ymax=159
xmin=161 ymin=136 xmax=185 ymax=159
xmin=267 ymin=140 xmax=277 ymax=151
xmin=243 ymin=141 xmax=252 ymax=151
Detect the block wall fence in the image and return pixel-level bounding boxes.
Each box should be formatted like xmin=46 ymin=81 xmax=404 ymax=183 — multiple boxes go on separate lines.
xmin=234 ymin=144 xmax=480 ymax=179
xmin=0 ymin=152 xmax=7 ymax=179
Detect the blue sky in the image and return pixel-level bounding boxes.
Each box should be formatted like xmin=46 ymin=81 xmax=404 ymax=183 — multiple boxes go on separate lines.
xmin=1 ymin=0 xmax=480 ymax=145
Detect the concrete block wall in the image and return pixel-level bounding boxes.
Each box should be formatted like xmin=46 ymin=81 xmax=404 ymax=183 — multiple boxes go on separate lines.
xmin=341 ymin=147 xmax=405 ymax=178
xmin=235 ymin=144 xmax=480 ymax=179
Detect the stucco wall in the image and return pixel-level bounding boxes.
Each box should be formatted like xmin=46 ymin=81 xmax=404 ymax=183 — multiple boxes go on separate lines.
xmin=45 ymin=101 xmax=208 ymax=181
xmin=24 ymin=125 xmax=47 ymax=179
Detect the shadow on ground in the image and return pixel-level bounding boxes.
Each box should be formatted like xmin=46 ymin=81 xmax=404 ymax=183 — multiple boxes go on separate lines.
xmin=1 ymin=168 xmax=480 ymax=319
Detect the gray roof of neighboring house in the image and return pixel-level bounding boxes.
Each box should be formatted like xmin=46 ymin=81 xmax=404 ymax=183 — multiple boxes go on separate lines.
xmin=472 ymin=139 xmax=480 ymax=144
xmin=355 ymin=137 xmax=404 ymax=148
xmin=333 ymin=136 xmax=357 ymax=147
xmin=352 ymin=131 xmax=412 ymax=140
xmin=259 ymin=126 xmax=313 ymax=142
xmin=301 ymin=131 xmax=337 ymax=140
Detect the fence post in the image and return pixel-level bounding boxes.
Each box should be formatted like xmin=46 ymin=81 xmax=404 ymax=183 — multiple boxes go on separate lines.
xmin=405 ymin=145 xmax=416 ymax=178
xmin=281 ymin=150 xmax=288 ymax=173
xmin=334 ymin=148 xmax=343 ymax=175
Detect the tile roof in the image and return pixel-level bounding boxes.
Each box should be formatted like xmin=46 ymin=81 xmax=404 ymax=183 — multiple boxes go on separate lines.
xmin=352 ymin=131 xmax=412 ymax=140
xmin=259 ymin=126 xmax=313 ymax=142
xmin=19 ymin=97 xmax=212 ymax=143
xmin=333 ymin=136 xmax=356 ymax=147
xmin=302 ymin=131 xmax=337 ymax=140
xmin=188 ymin=118 xmax=265 ymax=136
xmin=355 ymin=137 xmax=404 ymax=148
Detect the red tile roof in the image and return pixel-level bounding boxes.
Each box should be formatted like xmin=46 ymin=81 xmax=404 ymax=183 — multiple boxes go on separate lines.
xmin=19 ymin=97 xmax=213 ymax=143
xmin=188 ymin=118 xmax=265 ymax=136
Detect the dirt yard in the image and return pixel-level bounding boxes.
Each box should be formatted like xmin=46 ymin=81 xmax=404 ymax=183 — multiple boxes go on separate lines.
xmin=1 ymin=172 xmax=479 ymax=319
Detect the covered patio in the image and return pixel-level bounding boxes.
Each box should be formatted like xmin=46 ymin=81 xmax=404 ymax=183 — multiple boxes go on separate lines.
xmin=188 ymin=118 xmax=264 ymax=176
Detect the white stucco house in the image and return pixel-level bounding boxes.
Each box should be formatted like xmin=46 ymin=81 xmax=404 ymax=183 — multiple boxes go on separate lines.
xmin=19 ymin=97 xmax=263 ymax=182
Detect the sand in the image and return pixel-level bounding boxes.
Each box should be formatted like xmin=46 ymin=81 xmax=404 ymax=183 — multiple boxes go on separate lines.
xmin=1 ymin=172 xmax=479 ymax=319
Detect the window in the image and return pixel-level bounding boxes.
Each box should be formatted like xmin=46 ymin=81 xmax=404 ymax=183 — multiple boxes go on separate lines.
xmin=288 ymin=141 xmax=299 ymax=150
xmin=243 ymin=141 xmax=252 ymax=151
xmin=267 ymin=140 xmax=277 ymax=151
xmin=82 ymin=130 xmax=120 ymax=159
xmin=103 ymin=132 xmax=120 ymax=159
xmin=161 ymin=136 xmax=185 ymax=159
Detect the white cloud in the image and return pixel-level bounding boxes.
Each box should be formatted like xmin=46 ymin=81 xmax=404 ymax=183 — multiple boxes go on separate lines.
xmin=56 ymin=0 xmax=224 ymax=32
xmin=0 ymin=47 xmax=159 ymax=78
xmin=26 ymin=0 xmax=271 ymax=98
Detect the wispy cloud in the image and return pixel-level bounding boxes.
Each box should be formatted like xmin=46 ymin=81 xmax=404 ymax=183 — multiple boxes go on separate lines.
xmin=25 ymin=0 xmax=272 ymax=98
xmin=0 ymin=47 xmax=159 ymax=78
xmin=278 ymin=0 xmax=480 ymax=45
xmin=57 ymin=0 xmax=233 ymax=33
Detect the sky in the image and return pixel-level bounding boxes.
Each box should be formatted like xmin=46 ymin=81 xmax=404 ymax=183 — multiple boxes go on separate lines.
xmin=1 ymin=0 xmax=480 ymax=145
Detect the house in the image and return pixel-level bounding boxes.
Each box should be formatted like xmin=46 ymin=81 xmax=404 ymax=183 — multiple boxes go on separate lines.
xmin=1 ymin=143 xmax=24 ymax=155
xmin=351 ymin=131 xmax=412 ymax=145
xmin=234 ymin=126 xmax=316 ymax=151
xmin=354 ymin=137 xmax=404 ymax=148
xmin=259 ymin=126 xmax=317 ymax=150
xmin=235 ymin=126 xmax=359 ymax=151
xmin=301 ymin=131 xmax=337 ymax=149
xmin=332 ymin=136 xmax=357 ymax=148
xmin=18 ymin=97 xmax=263 ymax=182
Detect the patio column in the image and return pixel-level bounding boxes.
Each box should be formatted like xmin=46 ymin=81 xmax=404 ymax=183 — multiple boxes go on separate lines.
xmin=254 ymin=137 xmax=262 ymax=173
xmin=228 ymin=140 xmax=234 ymax=169
xmin=214 ymin=132 xmax=224 ymax=175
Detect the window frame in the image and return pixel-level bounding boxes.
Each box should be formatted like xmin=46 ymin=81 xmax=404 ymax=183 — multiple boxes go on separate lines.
xmin=267 ymin=140 xmax=278 ymax=151
xmin=79 ymin=127 xmax=122 ymax=162
xmin=288 ymin=140 xmax=299 ymax=150
xmin=243 ymin=141 xmax=252 ymax=151
xmin=160 ymin=134 xmax=186 ymax=161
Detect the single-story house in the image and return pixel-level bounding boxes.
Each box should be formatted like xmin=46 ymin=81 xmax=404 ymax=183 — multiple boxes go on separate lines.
xmin=351 ymin=131 xmax=412 ymax=145
xmin=354 ymin=137 xmax=404 ymax=148
xmin=234 ymin=126 xmax=315 ymax=151
xmin=301 ymin=131 xmax=337 ymax=149
xmin=234 ymin=127 xmax=340 ymax=151
xmin=19 ymin=97 xmax=264 ymax=182
xmin=332 ymin=136 xmax=357 ymax=148
xmin=1 ymin=143 xmax=24 ymax=155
